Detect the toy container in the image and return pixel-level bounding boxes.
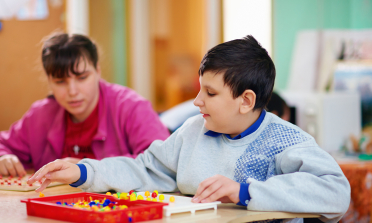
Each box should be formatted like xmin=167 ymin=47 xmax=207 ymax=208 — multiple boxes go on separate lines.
xmin=21 ymin=192 xmax=167 ymax=223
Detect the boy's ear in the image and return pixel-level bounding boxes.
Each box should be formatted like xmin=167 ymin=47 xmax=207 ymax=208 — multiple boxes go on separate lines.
xmin=240 ymin=90 xmax=256 ymax=114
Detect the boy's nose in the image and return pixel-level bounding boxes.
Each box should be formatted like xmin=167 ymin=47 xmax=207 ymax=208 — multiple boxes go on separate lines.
xmin=193 ymin=93 xmax=204 ymax=107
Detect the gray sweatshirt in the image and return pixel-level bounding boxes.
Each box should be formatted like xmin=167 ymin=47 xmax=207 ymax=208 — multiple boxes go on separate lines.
xmin=79 ymin=112 xmax=350 ymax=223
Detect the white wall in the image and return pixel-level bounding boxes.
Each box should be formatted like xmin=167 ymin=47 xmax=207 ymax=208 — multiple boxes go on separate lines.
xmin=223 ymin=0 xmax=272 ymax=55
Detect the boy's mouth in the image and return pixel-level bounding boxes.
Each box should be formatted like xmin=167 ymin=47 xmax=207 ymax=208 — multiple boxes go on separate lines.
xmin=200 ymin=112 xmax=210 ymax=118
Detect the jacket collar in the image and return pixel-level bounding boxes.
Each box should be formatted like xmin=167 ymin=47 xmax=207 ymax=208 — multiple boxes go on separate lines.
xmin=93 ymin=80 xmax=108 ymax=141
xmin=47 ymin=101 xmax=66 ymax=157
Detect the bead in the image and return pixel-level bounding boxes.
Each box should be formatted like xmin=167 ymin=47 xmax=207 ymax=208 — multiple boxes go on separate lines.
xmin=106 ymin=192 xmax=111 ymax=196
xmin=169 ymin=196 xmax=175 ymax=202
xmin=120 ymin=193 xmax=128 ymax=200
xmin=129 ymin=190 xmax=134 ymax=195
xmin=151 ymin=192 xmax=157 ymax=198
xmin=39 ymin=192 xmax=45 ymax=197
xmin=137 ymin=195 xmax=144 ymax=200
xmin=159 ymin=194 xmax=164 ymax=201
xmin=130 ymin=193 xmax=136 ymax=201
xmin=145 ymin=191 xmax=150 ymax=197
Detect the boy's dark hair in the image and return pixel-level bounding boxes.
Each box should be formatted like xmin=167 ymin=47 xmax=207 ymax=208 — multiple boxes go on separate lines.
xmin=199 ymin=35 xmax=275 ymax=110
xmin=42 ymin=33 xmax=98 ymax=78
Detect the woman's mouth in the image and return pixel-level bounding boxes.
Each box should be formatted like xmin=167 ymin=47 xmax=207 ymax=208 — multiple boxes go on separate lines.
xmin=68 ymin=100 xmax=83 ymax=107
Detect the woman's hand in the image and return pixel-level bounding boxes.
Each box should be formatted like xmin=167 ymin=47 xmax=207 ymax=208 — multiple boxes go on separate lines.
xmin=27 ymin=159 xmax=81 ymax=192
xmin=192 ymin=174 xmax=240 ymax=204
xmin=0 ymin=154 xmax=27 ymax=177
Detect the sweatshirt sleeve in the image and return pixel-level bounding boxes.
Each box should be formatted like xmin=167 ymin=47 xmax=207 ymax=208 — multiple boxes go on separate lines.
xmin=0 ymin=111 xmax=32 ymax=164
xmin=246 ymin=142 xmax=350 ymax=223
xmin=78 ymin=124 xmax=183 ymax=193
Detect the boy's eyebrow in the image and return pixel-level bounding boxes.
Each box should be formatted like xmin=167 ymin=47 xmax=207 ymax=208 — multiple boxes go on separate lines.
xmin=203 ymin=84 xmax=217 ymax=91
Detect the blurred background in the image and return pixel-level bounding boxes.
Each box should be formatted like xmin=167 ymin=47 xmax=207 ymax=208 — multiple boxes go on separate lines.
xmin=2 ymin=1 xmax=372 ymax=220
xmin=1 ymin=0 xmax=372 ymax=155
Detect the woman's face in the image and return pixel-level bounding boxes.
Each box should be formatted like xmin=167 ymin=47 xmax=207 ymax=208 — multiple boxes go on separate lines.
xmin=48 ymin=58 xmax=101 ymax=123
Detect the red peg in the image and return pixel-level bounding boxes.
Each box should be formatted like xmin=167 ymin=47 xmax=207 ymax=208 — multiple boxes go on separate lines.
xmin=151 ymin=192 xmax=157 ymax=198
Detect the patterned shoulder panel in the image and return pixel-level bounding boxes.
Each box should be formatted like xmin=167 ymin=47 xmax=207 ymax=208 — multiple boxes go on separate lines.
xmin=234 ymin=123 xmax=311 ymax=183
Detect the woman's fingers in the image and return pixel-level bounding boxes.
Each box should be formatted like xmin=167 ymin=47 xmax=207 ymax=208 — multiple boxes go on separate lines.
xmin=4 ymin=158 xmax=17 ymax=176
xmin=0 ymin=162 xmax=9 ymax=176
xmin=11 ymin=156 xmax=26 ymax=177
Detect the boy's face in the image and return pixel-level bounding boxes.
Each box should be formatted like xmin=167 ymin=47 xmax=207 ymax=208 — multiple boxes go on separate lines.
xmin=48 ymin=57 xmax=101 ymax=123
xmin=194 ymin=71 xmax=242 ymax=135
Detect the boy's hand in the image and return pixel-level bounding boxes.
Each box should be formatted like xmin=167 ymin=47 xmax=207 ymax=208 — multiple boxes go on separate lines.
xmin=192 ymin=174 xmax=240 ymax=204
xmin=0 ymin=154 xmax=27 ymax=177
xmin=27 ymin=159 xmax=81 ymax=192
xmin=61 ymin=157 xmax=82 ymax=164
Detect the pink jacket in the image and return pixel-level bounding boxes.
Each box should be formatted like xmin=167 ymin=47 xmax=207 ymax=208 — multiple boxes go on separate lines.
xmin=0 ymin=80 xmax=170 ymax=170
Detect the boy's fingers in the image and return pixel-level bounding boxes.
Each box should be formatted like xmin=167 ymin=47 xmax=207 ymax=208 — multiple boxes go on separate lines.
xmin=201 ymin=188 xmax=224 ymax=203
xmin=194 ymin=177 xmax=217 ymax=198
xmin=197 ymin=181 xmax=222 ymax=203
xmin=28 ymin=162 xmax=56 ymax=184
xmin=35 ymin=179 xmax=51 ymax=192
xmin=45 ymin=170 xmax=71 ymax=184
xmin=193 ymin=179 xmax=219 ymax=203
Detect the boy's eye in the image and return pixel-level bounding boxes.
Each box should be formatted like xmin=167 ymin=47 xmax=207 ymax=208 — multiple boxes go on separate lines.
xmin=207 ymin=91 xmax=216 ymax=96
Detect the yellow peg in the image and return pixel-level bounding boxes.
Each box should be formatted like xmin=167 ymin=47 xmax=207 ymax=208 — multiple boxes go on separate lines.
xmin=145 ymin=191 xmax=150 ymax=197
xmin=169 ymin=196 xmax=175 ymax=203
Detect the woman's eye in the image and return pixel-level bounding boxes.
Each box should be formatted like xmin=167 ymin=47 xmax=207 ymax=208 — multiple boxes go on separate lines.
xmin=78 ymin=75 xmax=87 ymax=80
xmin=207 ymin=91 xmax=215 ymax=96
xmin=55 ymin=80 xmax=65 ymax=84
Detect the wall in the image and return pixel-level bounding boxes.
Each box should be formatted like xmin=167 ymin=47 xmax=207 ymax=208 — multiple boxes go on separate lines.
xmin=0 ymin=3 xmax=65 ymax=131
xmin=273 ymin=0 xmax=372 ymax=90
xmin=89 ymin=0 xmax=128 ymax=85
xmin=149 ymin=0 xmax=206 ymax=111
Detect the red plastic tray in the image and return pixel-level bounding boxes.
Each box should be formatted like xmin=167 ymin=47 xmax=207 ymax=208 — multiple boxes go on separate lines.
xmin=21 ymin=192 xmax=168 ymax=223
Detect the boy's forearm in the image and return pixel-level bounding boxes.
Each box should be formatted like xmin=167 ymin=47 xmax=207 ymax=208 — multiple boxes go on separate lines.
xmin=77 ymin=140 xmax=179 ymax=193
xmin=247 ymin=146 xmax=350 ymax=222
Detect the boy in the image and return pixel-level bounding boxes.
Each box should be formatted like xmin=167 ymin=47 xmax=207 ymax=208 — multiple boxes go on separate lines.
xmin=29 ymin=35 xmax=350 ymax=223
xmin=0 ymin=33 xmax=169 ymax=176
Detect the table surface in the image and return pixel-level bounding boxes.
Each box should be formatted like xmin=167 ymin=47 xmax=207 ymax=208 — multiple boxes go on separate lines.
xmin=0 ymin=184 xmax=320 ymax=223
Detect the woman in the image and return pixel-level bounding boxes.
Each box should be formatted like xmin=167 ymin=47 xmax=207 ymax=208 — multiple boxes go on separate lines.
xmin=0 ymin=33 xmax=170 ymax=176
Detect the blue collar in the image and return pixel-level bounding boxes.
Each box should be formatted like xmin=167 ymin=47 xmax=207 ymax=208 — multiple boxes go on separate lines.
xmin=204 ymin=110 xmax=266 ymax=140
